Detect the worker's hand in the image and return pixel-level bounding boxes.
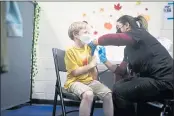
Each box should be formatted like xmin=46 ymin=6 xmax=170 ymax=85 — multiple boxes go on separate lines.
xmin=89 ymin=56 xmax=97 ymax=68
xmin=88 ymin=41 xmax=97 ymax=56
xmin=98 ymin=47 xmax=107 ymax=63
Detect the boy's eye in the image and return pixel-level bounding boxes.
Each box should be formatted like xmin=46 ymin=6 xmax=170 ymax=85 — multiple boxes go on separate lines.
xmin=84 ymin=31 xmax=90 ymax=34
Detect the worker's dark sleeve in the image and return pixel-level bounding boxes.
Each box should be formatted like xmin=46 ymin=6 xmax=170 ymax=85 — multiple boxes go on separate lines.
xmin=114 ymin=61 xmax=128 ymax=82
xmin=98 ymin=33 xmax=135 ymax=46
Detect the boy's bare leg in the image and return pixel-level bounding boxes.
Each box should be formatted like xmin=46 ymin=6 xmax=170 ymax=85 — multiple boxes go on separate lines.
xmin=103 ymin=93 xmax=114 ymax=116
xmin=79 ymin=91 xmax=94 ymax=116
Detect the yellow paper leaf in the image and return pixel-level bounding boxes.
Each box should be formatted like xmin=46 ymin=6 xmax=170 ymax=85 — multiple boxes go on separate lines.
xmin=82 ymin=13 xmax=86 ymax=17
xmin=136 ymin=0 xmax=141 ymax=5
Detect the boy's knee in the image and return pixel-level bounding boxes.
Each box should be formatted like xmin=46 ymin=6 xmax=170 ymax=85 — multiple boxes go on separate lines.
xmin=104 ymin=92 xmax=112 ymax=100
xmin=82 ymin=91 xmax=94 ymax=102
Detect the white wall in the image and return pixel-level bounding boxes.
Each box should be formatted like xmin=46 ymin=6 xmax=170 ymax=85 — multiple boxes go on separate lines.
xmin=32 ymin=2 xmax=173 ymax=100
xmin=160 ymin=2 xmax=173 ymax=56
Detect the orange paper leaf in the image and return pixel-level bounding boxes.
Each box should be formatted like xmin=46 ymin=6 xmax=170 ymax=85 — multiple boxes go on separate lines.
xmin=104 ymin=22 xmax=112 ymax=30
xmin=100 ymin=8 xmax=104 ymax=12
xmin=142 ymin=14 xmax=150 ymax=21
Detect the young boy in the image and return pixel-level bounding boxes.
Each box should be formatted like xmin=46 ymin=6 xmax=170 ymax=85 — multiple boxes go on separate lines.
xmin=64 ymin=21 xmax=113 ymax=116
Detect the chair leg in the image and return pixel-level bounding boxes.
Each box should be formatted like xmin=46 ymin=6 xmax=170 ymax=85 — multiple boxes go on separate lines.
xmin=52 ymin=89 xmax=58 ymax=116
xmin=134 ymin=103 xmax=138 ymax=116
xmin=59 ymin=92 xmax=66 ymax=116
xmin=90 ymin=100 xmax=95 ymax=116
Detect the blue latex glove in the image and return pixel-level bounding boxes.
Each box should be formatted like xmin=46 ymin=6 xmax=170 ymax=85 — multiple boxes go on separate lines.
xmin=88 ymin=41 xmax=97 ymax=56
xmin=98 ymin=47 xmax=107 ymax=63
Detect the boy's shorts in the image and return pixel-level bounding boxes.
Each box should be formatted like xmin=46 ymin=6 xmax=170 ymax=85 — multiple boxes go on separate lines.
xmin=67 ymin=80 xmax=112 ymax=100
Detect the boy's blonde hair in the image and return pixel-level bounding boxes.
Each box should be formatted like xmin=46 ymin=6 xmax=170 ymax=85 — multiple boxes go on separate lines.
xmin=68 ymin=21 xmax=88 ymax=40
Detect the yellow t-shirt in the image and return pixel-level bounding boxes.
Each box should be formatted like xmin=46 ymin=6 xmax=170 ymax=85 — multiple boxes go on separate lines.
xmin=64 ymin=45 xmax=94 ymax=89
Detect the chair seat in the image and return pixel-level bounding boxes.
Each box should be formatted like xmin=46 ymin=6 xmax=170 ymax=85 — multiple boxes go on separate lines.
xmin=61 ymin=87 xmax=100 ymax=101
xmin=61 ymin=87 xmax=81 ymax=101
xmin=147 ymin=99 xmax=174 ymax=109
xmin=147 ymin=101 xmax=164 ymax=108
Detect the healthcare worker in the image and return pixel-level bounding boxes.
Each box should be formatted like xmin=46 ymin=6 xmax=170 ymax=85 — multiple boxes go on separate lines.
xmin=88 ymin=15 xmax=174 ymax=116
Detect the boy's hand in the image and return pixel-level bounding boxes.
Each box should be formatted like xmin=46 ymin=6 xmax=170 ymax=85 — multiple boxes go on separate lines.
xmin=88 ymin=41 xmax=97 ymax=56
xmin=98 ymin=47 xmax=107 ymax=63
xmin=89 ymin=56 xmax=97 ymax=68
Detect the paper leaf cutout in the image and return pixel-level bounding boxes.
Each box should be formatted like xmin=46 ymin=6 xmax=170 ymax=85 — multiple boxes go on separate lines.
xmin=114 ymin=3 xmax=122 ymax=11
xmin=142 ymin=14 xmax=150 ymax=21
xmin=104 ymin=22 xmax=112 ymax=30
xmin=136 ymin=0 xmax=141 ymax=5
xmin=82 ymin=13 xmax=86 ymax=17
xmin=100 ymin=8 xmax=104 ymax=12
xmin=93 ymin=31 xmax=98 ymax=35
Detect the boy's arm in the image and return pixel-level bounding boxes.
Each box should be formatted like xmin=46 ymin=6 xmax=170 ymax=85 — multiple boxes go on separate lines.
xmin=90 ymin=67 xmax=98 ymax=80
xmin=65 ymin=50 xmax=96 ymax=77
xmin=88 ymin=47 xmax=98 ymax=79
xmin=72 ymin=64 xmax=95 ymax=77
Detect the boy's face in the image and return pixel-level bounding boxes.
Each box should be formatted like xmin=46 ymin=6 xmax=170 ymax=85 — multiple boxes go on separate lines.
xmin=77 ymin=26 xmax=91 ymax=45
xmin=79 ymin=28 xmax=90 ymax=37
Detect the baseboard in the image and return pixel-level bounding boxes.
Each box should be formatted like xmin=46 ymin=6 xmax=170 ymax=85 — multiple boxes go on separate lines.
xmin=6 ymin=102 xmax=31 ymax=110
xmin=31 ymin=99 xmax=103 ymax=108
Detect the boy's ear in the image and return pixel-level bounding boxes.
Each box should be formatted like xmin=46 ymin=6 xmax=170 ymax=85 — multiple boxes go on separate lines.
xmin=73 ymin=31 xmax=79 ymax=38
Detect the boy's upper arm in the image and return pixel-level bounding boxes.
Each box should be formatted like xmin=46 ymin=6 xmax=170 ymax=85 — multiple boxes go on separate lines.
xmin=64 ymin=50 xmax=79 ymax=73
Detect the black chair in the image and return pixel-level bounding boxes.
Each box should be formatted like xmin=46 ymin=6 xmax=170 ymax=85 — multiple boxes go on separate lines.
xmin=141 ymin=60 xmax=174 ymax=116
xmin=126 ymin=63 xmax=174 ymax=116
xmin=136 ymin=92 xmax=174 ymax=116
xmin=52 ymin=48 xmax=105 ymax=116
xmin=145 ymin=99 xmax=174 ymax=116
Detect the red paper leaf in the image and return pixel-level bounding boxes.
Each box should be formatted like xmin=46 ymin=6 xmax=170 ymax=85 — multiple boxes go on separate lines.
xmin=93 ymin=31 xmax=98 ymax=35
xmin=114 ymin=3 xmax=122 ymax=11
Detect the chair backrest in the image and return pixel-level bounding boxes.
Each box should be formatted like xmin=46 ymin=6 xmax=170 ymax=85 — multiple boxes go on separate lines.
xmin=52 ymin=48 xmax=67 ymax=89
xmin=52 ymin=48 xmax=66 ymax=72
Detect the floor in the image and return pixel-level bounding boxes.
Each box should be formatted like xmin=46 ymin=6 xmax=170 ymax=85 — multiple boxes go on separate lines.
xmin=1 ymin=104 xmax=104 ymax=116
xmin=1 ymin=103 xmax=169 ymax=116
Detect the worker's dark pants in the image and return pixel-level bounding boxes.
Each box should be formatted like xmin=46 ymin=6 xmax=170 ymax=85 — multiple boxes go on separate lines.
xmin=112 ymin=76 xmax=174 ymax=116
